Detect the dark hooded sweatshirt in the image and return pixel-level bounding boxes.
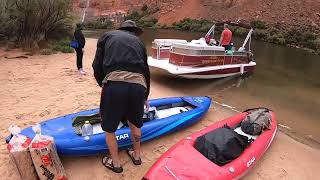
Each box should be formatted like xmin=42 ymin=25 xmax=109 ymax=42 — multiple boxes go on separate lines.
xmin=74 ymin=29 xmax=86 ymax=48
xmin=92 ymin=30 xmax=150 ymax=99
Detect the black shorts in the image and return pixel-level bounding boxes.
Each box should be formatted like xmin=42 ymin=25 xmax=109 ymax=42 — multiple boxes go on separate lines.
xmin=100 ymin=81 xmax=146 ymax=133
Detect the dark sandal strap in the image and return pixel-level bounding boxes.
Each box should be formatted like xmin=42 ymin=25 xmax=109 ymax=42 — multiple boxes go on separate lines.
xmin=126 ymin=148 xmax=142 ymax=165
xmin=102 ymin=156 xmax=123 ymax=173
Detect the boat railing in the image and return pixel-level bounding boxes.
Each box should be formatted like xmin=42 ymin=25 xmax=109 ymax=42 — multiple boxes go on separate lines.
xmin=240 ymin=28 xmax=254 ymax=52
xmin=171 ymin=46 xmax=248 ymax=57
xmin=172 ymin=43 xmax=224 ymax=50
xmin=152 ymin=42 xmax=171 ymax=49
xmin=205 ymin=22 xmax=254 ymax=53
xmin=205 ymin=24 xmax=216 ymax=38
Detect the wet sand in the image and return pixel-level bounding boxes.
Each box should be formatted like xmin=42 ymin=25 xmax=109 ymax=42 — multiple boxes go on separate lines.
xmin=0 ymin=39 xmax=319 ymax=180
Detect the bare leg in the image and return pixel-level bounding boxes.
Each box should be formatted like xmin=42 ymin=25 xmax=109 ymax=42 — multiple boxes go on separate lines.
xmin=105 ymin=132 xmax=121 ymax=167
xmin=127 ymin=121 xmax=141 ymax=160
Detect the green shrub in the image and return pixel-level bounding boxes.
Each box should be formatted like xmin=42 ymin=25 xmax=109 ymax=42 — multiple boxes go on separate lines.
xmin=152 ymin=23 xmax=161 ymax=29
xmin=172 ymin=18 xmax=213 ymax=32
xmin=136 ymin=18 xmax=158 ymax=28
xmin=124 ymin=10 xmax=158 ymax=28
xmin=40 ymin=48 xmax=55 ymax=55
xmin=172 ymin=22 xmax=180 ymax=30
xmin=233 ymin=27 xmax=248 ymax=36
xmin=315 ymin=38 xmax=320 ymax=49
xmin=267 ymin=27 xmax=281 ymax=36
xmin=84 ymin=19 xmax=114 ymax=29
xmin=267 ymin=34 xmax=286 ymax=45
xmin=253 ymin=29 xmax=268 ymax=40
xmin=284 ymin=29 xmax=318 ymax=49
xmin=52 ymin=39 xmax=73 ymax=53
xmin=284 ymin=29 xmax=301 ymax=44
xmin=251 ymin=20 xmax=267 ymax=29
xmin=58 ymin=46 xmax=73 ymax=53
xmin=300 ymin=32 xmax=317 ymax=49
xmin=125 ymin=11 xmax=143 ymax=22
xmin=250 ymin=25 xmax=319 ymax=51
xmin=199 ymin=23 xmax=213 ymax=32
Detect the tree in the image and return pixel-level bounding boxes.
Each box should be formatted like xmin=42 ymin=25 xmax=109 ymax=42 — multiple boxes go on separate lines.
xmin=0 ymin=0 xmax=73 ymax=49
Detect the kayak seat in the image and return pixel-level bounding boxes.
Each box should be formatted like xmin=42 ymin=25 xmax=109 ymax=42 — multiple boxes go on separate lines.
xmin=156 ymin=106 xmax=192 ymax=119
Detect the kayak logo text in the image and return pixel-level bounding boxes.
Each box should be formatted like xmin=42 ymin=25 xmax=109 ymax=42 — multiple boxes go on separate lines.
xmin=194 ymin=97 xmax=204 ymax=103
xmin=116 ymin=133 xmax=129 ymax=141
xmin=246 ymin=157 xmax=255 ymax=167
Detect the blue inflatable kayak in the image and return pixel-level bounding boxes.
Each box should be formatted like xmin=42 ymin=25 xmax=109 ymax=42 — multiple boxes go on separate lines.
xmin=6 ymin=96 xmax=211 ymax=156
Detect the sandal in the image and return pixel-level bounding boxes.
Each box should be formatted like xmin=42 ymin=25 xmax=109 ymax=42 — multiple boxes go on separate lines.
xmin=101 ymin=156 xmax=123 ymax=173
xmin=126 ymin=148 xmax=142 ymax=165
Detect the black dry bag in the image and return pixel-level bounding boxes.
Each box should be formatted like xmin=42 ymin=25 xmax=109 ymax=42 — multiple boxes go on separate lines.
xmin=194 ymin=125 xmax=250 ymax=166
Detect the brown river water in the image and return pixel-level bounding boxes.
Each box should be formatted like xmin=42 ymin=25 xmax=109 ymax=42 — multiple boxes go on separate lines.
xmin=85 ymin=28 xmax=320 ymax=147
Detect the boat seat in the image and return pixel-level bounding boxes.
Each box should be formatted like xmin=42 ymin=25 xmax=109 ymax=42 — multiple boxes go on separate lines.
xmin=153 ymin=39 xmax=188 ymax=46
xmin=156 ymin=106 xmax=192 ymax=119
xmin=171 ymin=43 xmax=225 ymax=51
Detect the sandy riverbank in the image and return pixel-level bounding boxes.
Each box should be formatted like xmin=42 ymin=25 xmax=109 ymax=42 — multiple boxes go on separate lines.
xmin=0 ymin=38 xmax=319 ymax=180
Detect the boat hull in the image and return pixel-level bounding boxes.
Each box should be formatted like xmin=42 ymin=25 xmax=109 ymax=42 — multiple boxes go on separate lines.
xmin=148 ymin=57 xmax=256 ymax=79
xmin=169 ymin=51 xmax=251 ymax=67
xmin=151 ymin=47 xmax=170 ymax=59
xmin=143 ymin=110 xmax=277 ymax=180
xmin=7 ymin=96 xmax=211 ymax=156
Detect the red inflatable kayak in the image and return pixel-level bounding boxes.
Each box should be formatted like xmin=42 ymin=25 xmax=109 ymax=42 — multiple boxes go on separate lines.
xmin=143 ymin=110 xmax=277 ymax=180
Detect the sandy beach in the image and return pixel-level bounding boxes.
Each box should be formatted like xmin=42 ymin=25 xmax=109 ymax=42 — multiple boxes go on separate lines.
xmin=1 ymin=38 xmax=319 ymax=180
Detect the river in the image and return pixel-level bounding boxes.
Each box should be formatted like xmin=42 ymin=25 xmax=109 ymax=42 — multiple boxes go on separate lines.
xmin=84 ymin=28 xmax=320 ymax=147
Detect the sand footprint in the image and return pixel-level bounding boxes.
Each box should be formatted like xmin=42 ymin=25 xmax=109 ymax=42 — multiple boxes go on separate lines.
xmin=39 ymin=110 xmax=50 ymax=117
